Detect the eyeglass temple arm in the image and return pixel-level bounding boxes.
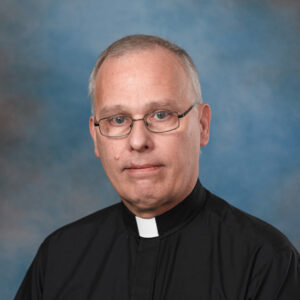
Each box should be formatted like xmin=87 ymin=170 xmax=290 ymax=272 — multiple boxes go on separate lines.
xmin=178 ymin=104 xmax=195 ymax=118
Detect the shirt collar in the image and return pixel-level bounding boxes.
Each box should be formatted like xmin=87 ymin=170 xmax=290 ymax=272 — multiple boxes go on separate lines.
xmin=122 ymin=179 xmax=206 ymax=238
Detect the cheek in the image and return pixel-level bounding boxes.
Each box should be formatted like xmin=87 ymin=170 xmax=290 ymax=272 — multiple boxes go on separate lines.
xmin=97 ymin=141 xmax=123 ymax=169
xmin=161 ymin=130 xmax=200 ymax=169
xmin=178 ymin=128 xmax=201 ymax=164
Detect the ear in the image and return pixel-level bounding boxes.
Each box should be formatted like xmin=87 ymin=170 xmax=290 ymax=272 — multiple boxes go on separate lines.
xmin=198 ymin=103 xmax=211 ymax=147
xmin=89 ymin=116 xmax=101 ymax=158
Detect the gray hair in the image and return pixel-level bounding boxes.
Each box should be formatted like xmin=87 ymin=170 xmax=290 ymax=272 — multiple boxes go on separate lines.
xmin=89 ymin=34 xmax=202 ymax=115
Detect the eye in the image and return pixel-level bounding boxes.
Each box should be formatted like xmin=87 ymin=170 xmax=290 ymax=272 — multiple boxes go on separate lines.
xmin=109 ymin=116 xmax=127 ymax=125
xmin=153 ymin=110 xmax=170 ymax=120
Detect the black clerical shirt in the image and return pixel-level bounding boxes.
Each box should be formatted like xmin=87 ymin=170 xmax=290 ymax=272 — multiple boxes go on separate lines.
xmin=15 ymin=181 xmax=300 ymax=299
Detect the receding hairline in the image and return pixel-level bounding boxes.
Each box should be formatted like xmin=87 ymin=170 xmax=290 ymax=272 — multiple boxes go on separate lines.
xmin=97 ymin=43 xmax=187 ymax=71
xmin=89 ymin=34 xmax=202 ymax=114
xmin=92 ymin=34 xmax=193 ymax=71
xmin=96 ymin=45 xmax=192 ymax=87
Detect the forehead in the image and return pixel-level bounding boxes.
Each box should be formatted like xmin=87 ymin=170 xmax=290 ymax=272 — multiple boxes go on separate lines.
xmin=94 ymin=47 xmax=194 ymax=115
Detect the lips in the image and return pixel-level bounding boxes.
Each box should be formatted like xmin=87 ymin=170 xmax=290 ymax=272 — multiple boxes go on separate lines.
xmin=123 ymin=163 xmax=164 ymax=173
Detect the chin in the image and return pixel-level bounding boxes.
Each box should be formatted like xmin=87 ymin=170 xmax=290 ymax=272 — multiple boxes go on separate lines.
xmin=127 ymin=190 xmax=160 ymax=205
xmin=122 ymin=188 xmax=166 ymax=209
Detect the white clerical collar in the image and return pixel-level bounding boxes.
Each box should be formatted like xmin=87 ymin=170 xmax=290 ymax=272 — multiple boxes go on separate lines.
xmin=135 ymin=216 xmax=159 ymax=238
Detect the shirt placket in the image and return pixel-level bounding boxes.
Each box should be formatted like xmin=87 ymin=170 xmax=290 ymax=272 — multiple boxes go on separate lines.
xmin=131 ymin=238 xmax=160 ymax=300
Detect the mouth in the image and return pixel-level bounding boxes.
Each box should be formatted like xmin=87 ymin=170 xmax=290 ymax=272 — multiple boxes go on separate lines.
xmin=124 ymin=163 xmax=164 ymax=174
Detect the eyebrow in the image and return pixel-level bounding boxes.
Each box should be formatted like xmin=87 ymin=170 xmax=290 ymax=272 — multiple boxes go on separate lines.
xmin=97 ymin=100 xmax=180 ymax=117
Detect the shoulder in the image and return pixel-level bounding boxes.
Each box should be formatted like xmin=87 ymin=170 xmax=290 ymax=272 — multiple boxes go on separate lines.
xmin=41 ymin=202 xmax=124 ymax=250
xmin=203 ymin=189 xmax=297 ymax=255
xmin=201 ymin=189 xmax=300 ymax=298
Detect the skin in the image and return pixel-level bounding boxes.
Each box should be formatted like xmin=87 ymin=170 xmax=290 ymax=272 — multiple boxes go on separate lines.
xmin=89 ymin=46 xmax=211 ymax=218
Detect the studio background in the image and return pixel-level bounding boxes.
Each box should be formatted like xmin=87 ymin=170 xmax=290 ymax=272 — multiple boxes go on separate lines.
xmin=1 ymin=0 xmax=299 ymax=299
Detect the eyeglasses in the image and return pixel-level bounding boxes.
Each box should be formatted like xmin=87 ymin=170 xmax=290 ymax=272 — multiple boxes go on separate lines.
xmin=94 ymin=103 xmax=196 ymax=138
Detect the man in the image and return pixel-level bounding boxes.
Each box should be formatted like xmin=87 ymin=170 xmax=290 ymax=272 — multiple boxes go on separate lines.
xmin=16 ymin=35 xmax=300 ymax=299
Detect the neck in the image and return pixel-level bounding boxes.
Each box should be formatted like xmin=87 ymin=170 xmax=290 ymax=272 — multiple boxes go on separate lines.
xmin=122 ymin=196 xmax=185 ymax=219
xmin=121 ymin=179 xmax=197 ymax=218
xmin=121 ymin=179 xmax=206 ymax=238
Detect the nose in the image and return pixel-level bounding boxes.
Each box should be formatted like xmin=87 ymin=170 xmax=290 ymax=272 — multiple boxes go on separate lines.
xmin=128 ymin=119 xmax=153 ymax=152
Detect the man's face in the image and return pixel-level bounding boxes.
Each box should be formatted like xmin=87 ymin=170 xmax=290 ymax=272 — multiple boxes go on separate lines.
xmin=90 ymin=47 xmax=210 ymax=217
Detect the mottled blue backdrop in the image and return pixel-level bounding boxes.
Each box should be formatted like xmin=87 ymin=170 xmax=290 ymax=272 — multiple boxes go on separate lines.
xmin=1 ymin=0 xmax=299 ymax=298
